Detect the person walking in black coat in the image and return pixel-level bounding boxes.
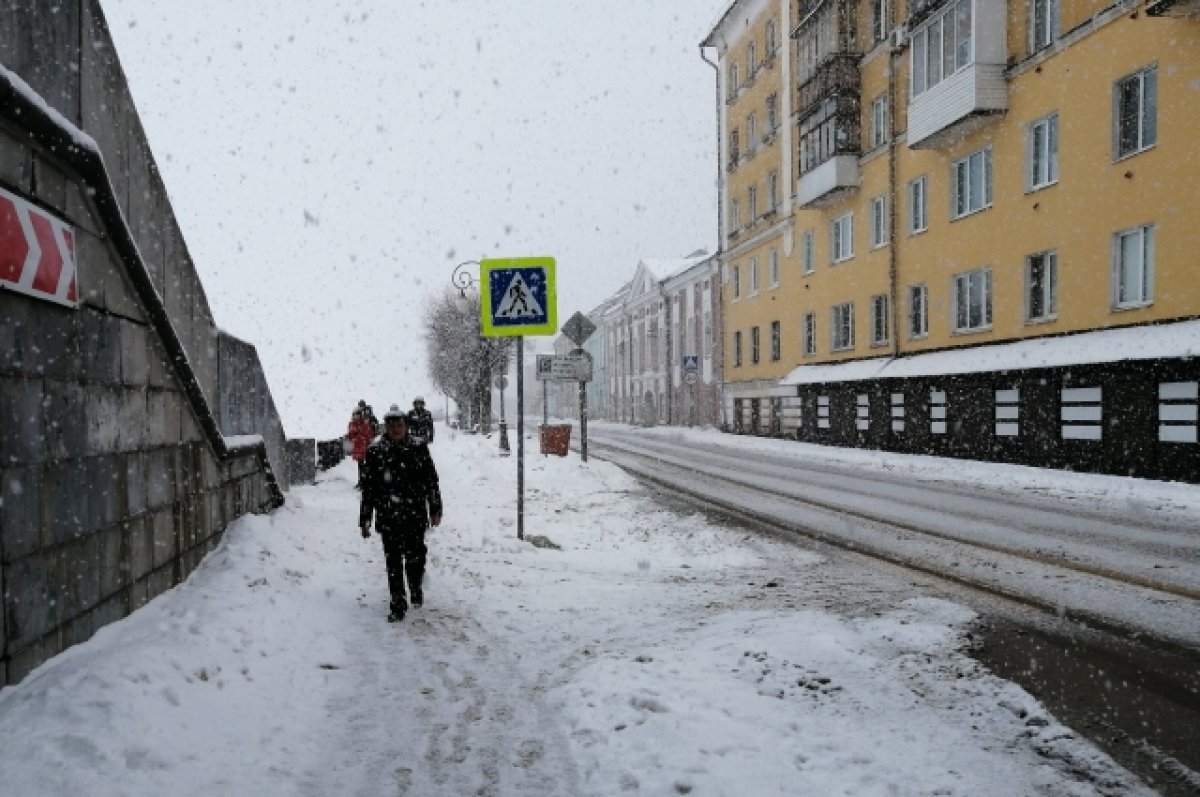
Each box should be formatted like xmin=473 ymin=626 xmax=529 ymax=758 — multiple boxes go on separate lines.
xmin=407 ymin=396 xmax=435 ymax=444
xmin=359 ymin=405 xmax=442 ymax=622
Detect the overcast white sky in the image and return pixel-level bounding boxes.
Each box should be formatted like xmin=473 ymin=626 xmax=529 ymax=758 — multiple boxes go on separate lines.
xmin=100 ymin=0 xmax=727 ymax=437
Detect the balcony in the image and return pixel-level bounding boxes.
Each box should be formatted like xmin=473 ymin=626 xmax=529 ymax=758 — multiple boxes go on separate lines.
xmin=797 ymin=155 xmax=860 ymax=208
xmin=796 ymin=54 xmax=860 ymax=120
xmin=906 ymin=1 xmax=1008 ymax=149
xmin=1146 ymin=0 xmax=1200 ymax=16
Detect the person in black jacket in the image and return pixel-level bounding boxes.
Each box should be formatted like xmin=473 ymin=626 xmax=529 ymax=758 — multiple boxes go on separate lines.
xmin=407 ymin=396 xmax=435 ymax=444
xmin=359 ymin=404 xmax=442 ymax=622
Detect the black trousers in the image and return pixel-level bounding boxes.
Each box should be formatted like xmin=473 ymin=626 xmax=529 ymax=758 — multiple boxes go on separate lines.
xmin=378 ymin=524 xmax=427 ymax=609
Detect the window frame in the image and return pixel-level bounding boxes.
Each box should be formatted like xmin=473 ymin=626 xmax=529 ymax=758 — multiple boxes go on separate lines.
xmin=831 ymin=302 xmax=855 ymax=351
xmin=802 ymin=228 xmax=815 ymax=274
xmin=869 ymin=94 xmax=888 ymax=149
xmin=1113 ymin=65 xmax=1157 ymax=161
xmin=907 ymin=283 xmax=929 ymax=339
xmin=1025 ymin=250 xmax=1058 ymax=322
xmin=870 ymin=195 xmax=889 ymax=249
xmin=873 ymin=0 xmax=890 ymax=43
xmin=951 ymin=147 xmax=993 ymax=219
xmin=910 ymin=0 xmax=973 ymax=98
xmin=1112 ymin=224 xmax=1155 ymax=309
xmin=733 ymin=329 xmax=743 ymax=366
xmin=803 ymin=312 xmax=817 ymax=356
xmin=1030 ymin=0 xmax=1059 ymax=53
xmin=831 ymin=212 xmax=854 ymax=263
xmin=727 ymin=62 xmax=739 ymax=101
xmin=908 ymin=176 xmax=928 ymax=234
xmin=751 ymin=325 xmax=761 ymax=364
xmin=770 ymin=320 xmax=781 ymax=361
xmin=768 ymin=249 xmax=780 ymax=288
xmin=748 ymin=185 xmax=758 ymax=223
xmin=951 ymin=267 xmax=993 ymax=333
xmin=749 ymin=256 xmax=760 ymax=295
xmin=1027 ymin=113 xmax=1059 ymax=192
xmin=870 ymin=293 xmax=890 ymax=347
xmin=731 ymin=264 xmax=741 ymax=300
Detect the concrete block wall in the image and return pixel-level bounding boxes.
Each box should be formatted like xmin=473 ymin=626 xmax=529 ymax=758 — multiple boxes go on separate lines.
xmin=0 ymin=1 xmax=286 ymax=686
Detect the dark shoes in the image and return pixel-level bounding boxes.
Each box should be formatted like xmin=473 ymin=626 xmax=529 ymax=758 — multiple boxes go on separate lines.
xmin=387 ymin=601 xmax=406 ymax=623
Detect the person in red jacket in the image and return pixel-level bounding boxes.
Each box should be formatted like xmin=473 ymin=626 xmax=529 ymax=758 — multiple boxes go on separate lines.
xmin=346 ymin=409 xmax=375 ymax=488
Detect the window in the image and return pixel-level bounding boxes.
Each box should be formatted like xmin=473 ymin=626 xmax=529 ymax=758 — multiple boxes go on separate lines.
xmin=1113 ymin=224 xmax=1155 ymax=308
xmin=770 ymin=320 xmax=781 ymax=361
xmin=1030 ymin=0 xmax=1059 ymax=52
xmin=766 ymin=19 xmax=778 ymax=55
xmin=870 ymin=196 xmax=888 ymax=248
xmin=728 ymin=63 xmax=739 ymax=100
xmin=803 ymin=312 xmax=817 ymax=356
xmin=911 ymin=0 xmax=972 ymax=97
xmin=749 ymin=257 xmax=760 ymax=294
xmin=768 ymin=171 xmax=779 ymax=212
xmin=766 ymin=94 xmax=778 ymax=134
xmin=734 ymin=330 xmax=743 ymax=366
xmin=870 ymin=294 xmax=890 ymax=346
xmin=831 ymin=302 xmax=855 ymax=350
xmin=1115 ymin=66 xmax=1157 ymax=159
xmin=873 ymin=0 xmax=890 ymax=43
xmin=768 ymin=249 xmax=780 ymax=288
xmin=799 ymin=99 xmax=855 ymax=174
xmin=1027 ymin=113 xmax=1059 ymax=191
xmin=730 ymin=198 xmax=740 ymax=231
xmin=952 ymin=148 xmax=992 ymax=218
xmin=831 ymin=212 xmax=854 ymax=263
xmin=908 ymin=284 xmax=928 ymax=339
xmin=1026 ymin=250 xmax=1058 ymax=321
xmin=702 ymin=311 xmax=712 ymax=356
xmin=801 ymin=229 xmax=815 ymax=274
xmin=731 ymin=264 xmax=741 ymax=300
xmin=747 ymin=113 xmax=758 ymax=152
xmin=870 ymin=95 xmax=888 ymax=149
xmin=908 ymin=176 xmax=928 ymax=234
xmin=952 ymin=267 xmax=992 ymax=332
xmin=748 ymin=185 xmax=758 ymax=222
xmin=730 ymin=129 xmax=740 ymax=163
xmin=751 ymin=326 xmax=761 ymax=364
xmin=747 ymin=42 xmax=757 ymax=76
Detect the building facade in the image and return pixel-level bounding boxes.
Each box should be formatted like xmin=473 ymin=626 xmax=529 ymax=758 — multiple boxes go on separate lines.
xmin=703 ymin=0 xmax=1200 ymax=480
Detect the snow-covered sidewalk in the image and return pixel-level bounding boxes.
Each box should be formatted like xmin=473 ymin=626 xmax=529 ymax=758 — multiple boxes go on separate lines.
xmin=0 ymin=429 xmax=1155 ymax=796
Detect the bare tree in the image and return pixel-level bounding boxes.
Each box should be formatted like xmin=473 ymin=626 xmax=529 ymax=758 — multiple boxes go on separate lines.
xmin=423 ymin=290 xmax=509 ymax=432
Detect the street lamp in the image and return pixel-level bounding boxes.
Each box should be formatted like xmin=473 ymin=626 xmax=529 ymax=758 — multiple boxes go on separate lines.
xmin=450 ymin=260 xmax=509 ymax=454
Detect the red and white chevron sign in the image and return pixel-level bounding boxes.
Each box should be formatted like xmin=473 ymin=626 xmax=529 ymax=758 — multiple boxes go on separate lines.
xmin=0 ymin=185 xmax=78 ymax=308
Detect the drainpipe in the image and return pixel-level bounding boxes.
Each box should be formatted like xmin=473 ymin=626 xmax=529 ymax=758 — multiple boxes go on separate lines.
xmin=887 ymin=20 xmax=901 ymax=359
xmin=699 ymin=43 xmax=725 ymax=430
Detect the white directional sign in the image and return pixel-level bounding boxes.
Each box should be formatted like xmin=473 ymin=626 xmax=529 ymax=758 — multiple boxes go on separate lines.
xmin=535 ymin=350 xmax=592 ymax=382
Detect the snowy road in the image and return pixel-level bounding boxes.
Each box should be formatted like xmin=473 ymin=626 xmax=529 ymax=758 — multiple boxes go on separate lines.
xmin=0 ymin=428 xmax=1171 ymax=795
xmin=584 ymin=423 xmax=1200 ymax=651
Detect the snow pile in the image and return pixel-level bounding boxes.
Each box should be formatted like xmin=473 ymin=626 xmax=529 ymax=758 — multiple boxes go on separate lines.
xmin=0 ymin=429 xmax=1154 ymax=795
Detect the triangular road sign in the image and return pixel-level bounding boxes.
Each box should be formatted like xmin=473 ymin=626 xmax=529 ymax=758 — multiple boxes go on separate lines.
xmin=495 ymin=272 xmax=545 ymax=320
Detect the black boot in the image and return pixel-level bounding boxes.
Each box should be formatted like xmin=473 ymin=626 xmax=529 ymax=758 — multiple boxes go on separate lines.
xmin=387 ymin=599 xmax=406 ymax=623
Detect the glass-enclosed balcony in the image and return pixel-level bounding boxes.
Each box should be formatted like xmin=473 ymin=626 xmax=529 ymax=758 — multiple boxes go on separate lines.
xmin=1146 ymin=0 xmax=1200 ymax=16
xmin=796 ymin=96 xmax=860 ymax=207
xmin=906 ymin=0 xmax=1008 ymax=149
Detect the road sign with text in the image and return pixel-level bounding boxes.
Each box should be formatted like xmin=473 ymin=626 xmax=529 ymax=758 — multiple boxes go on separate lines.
xmin=480 ymin=257 xmax=557 ymax=337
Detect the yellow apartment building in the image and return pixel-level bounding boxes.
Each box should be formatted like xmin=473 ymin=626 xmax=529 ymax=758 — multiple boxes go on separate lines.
xmin=703 ymin=0 xmax=1200 ymax=481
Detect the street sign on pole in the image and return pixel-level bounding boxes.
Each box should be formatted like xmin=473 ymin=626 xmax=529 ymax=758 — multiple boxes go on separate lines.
xmin=477 ymin=257 xmax=559 ymax=543
xmin=561 ymin=311 xmax=596 ymax=347
xmin=480 ymin=257 xmax=557 ymax=338
xmin=536 ymin=350 xmax=592 ymax=382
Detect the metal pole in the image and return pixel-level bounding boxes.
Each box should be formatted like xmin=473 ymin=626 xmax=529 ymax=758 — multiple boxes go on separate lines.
xmin=579 ymin=379 xmax=588 ymax=462
xmin=543 ymin=380 xmax=548 ymax=427
xmin=517 ymin=336 xmax=525 ymax=540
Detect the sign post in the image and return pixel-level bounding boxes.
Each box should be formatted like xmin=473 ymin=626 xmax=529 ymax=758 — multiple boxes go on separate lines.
xmin=479 ymin=257 xmax=557 ymax=540
xmin=560 ymin=311 xmax=597 ymax=462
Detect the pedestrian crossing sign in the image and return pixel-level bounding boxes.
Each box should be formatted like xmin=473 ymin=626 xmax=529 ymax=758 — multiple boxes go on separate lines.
xmin=480 ymin=257 xmax=557 ymax=337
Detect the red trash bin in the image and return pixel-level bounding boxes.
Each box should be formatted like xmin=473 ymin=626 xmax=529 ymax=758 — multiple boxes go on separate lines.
xmin=539 ymin=424 xmax=572 ymax=456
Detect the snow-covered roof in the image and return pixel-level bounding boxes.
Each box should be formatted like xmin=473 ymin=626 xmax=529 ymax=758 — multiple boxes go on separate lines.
xmin=782 ymin=319 xmax=1200 ymax=386
xmin=639 ymin=255 xmax=708 ymax=282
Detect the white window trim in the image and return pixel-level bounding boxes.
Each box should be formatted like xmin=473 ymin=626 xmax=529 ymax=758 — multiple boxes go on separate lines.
xmin=1029 ymin=0 xmax=1060 ymax=52
xmin=1025 ymin=250 xmax=1058 ymax=323
xmin=802 ymin=229 xmax=815 ymax=274
xmin=870 ymin=95 xmax=888 ymax=149
xmin=732 ymin=264 xmax=741 ymax=301
xmin=832 ymin=212 xmax=854 ymax=263
xmin=1026 ymin=113 xmax=1059 ymax=193
xmin=908 ymin=176 xmax=928 ymax=235
xmin=870 ymin=294 xmax=890 ymax=347
xmin=952 ymin=267 xmax=993 ymax=334
xmin=908 ymin=283 xmax=929 ymax=340
xmin=870 ymin=195 xmax=889 ymax=249
xmin=768 ymin=249 xmax=780 ymax=289
xmin=1113 ymin=65 xmax=1157 ymax=162
xmin=749 ymin=257 xmax=760 ymax=295
xmin=951 ymin=147 xmax=993 ymax=220
xmin=1112 ymin=224 xmax=1155 ymax=310
xmin=831 ymin=302 xmax=855 ymax=351
xmin=803 ymin=312 xmax=817 ymax=357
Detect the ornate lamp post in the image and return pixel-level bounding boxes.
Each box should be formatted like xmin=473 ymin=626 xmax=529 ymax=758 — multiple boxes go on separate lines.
xmin=450 ymin=261 xmax=509 ymax=453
